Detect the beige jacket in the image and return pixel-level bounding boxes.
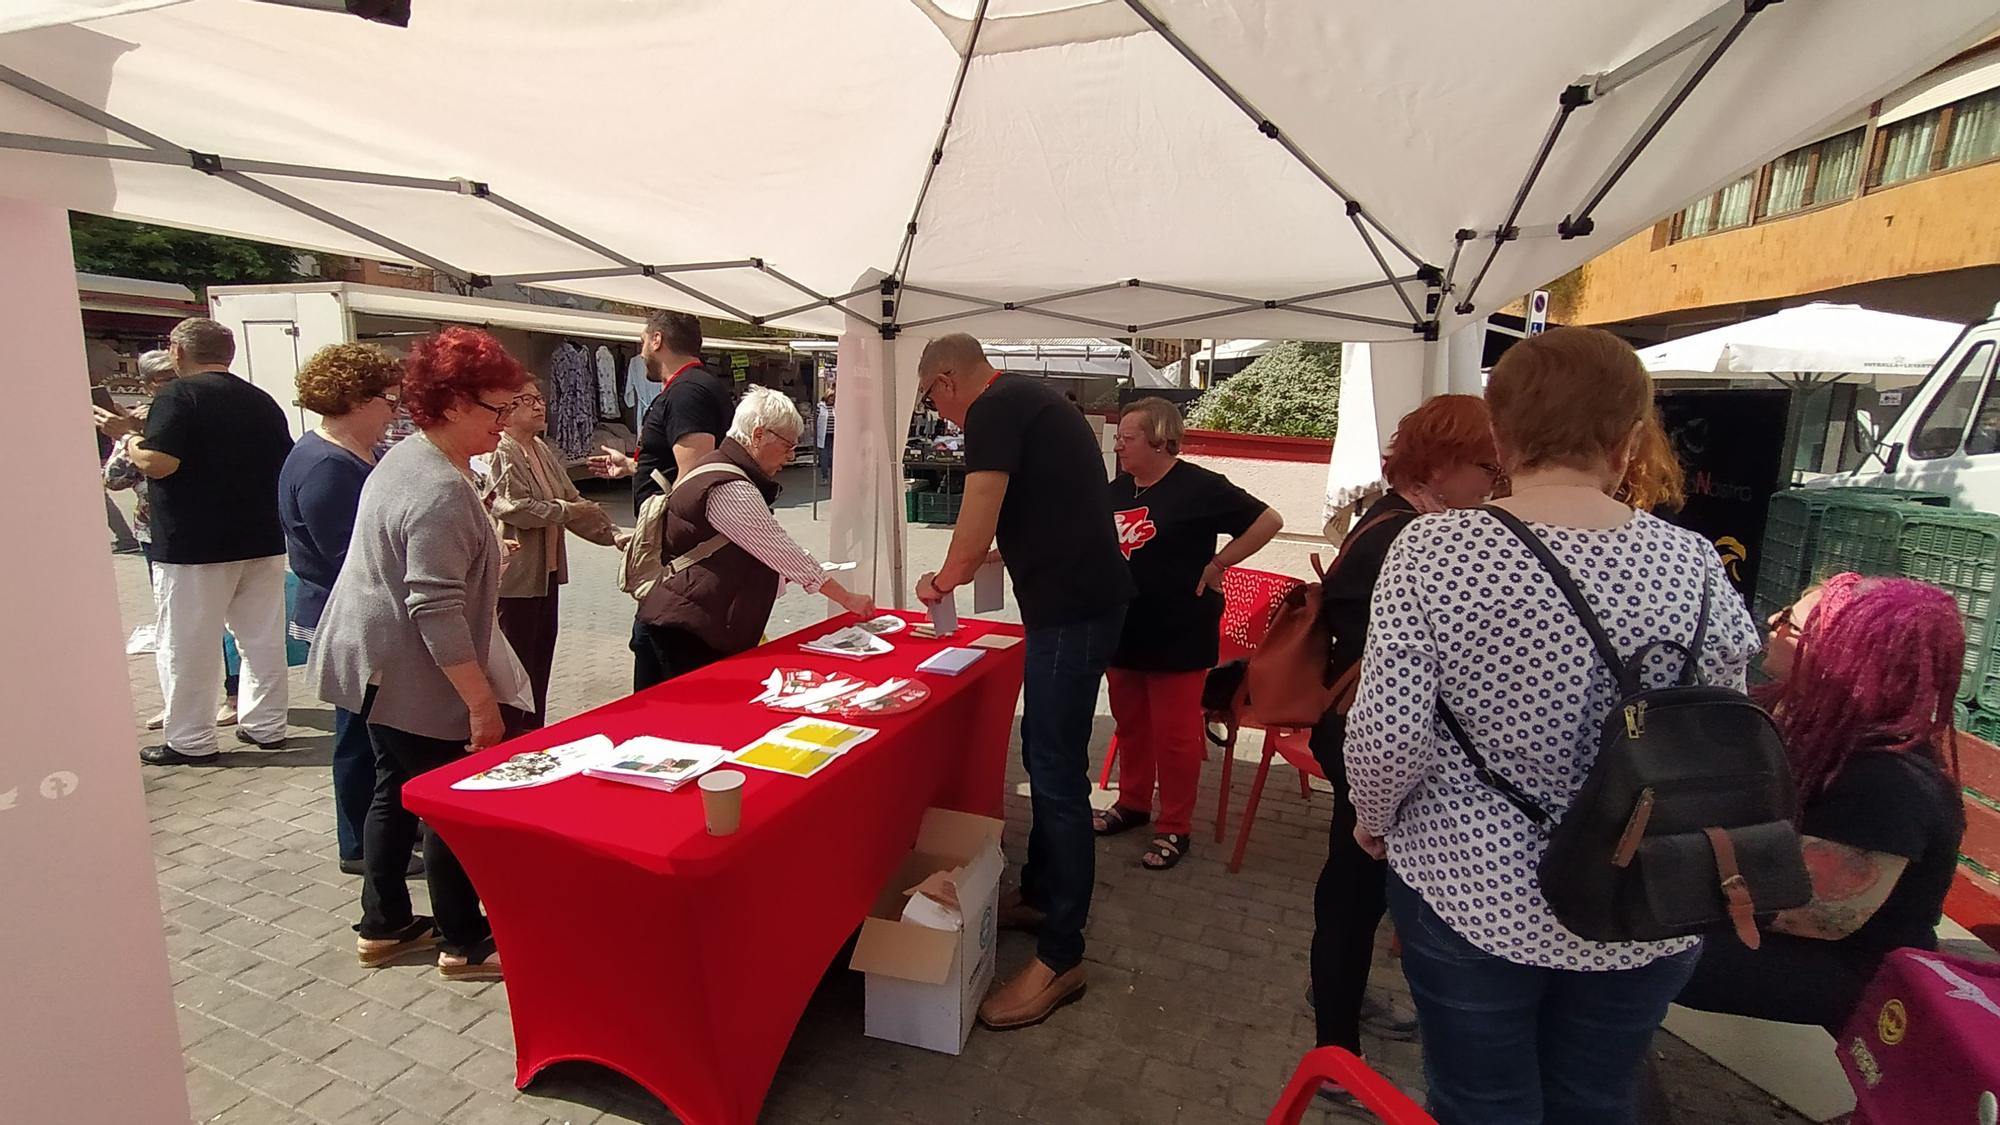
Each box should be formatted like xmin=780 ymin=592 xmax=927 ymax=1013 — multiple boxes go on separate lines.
xmin=484 ymin=433 xmax=619 ymax=598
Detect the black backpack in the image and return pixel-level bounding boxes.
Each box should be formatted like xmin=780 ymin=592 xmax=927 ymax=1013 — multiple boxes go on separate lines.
xmin=1440 ymin=507 xmax=1812 ymax=948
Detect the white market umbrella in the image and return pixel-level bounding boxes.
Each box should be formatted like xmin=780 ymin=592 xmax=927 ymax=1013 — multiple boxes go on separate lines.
xmin=1639 ymin=302 xmax=1966 ymax=379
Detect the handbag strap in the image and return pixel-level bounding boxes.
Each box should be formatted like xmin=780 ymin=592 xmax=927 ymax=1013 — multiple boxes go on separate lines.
xmin=1481 ymin=505 xmax=1627 ymax=681
xmin=1439 ymin=702 xmax=1554 ymax=829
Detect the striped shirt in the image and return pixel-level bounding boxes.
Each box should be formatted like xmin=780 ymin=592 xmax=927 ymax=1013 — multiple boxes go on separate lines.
xmin=705 ymin=480 xmax=824 ymax=594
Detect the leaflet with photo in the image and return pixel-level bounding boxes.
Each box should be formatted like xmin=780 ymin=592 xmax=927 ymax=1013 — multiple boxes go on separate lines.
xmin=800 ymin=624 xmax=894 ymax=661
xmin=452 ymin=734 xmax=613 ymax=791
xmin=582 ymin=737 xmax=728 ymax=793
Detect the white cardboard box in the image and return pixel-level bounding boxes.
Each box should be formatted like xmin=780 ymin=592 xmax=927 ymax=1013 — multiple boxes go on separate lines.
xmin=848 ymin=808 xmax=1004 ymax=1055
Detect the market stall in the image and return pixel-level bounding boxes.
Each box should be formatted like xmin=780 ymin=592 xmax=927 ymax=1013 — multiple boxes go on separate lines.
xmin=401 ymin=611 xmax=1025 ymax=1125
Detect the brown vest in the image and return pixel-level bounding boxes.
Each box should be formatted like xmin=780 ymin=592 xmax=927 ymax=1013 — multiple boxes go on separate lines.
xmin=643 ymin=439 xmax=783 ymax=653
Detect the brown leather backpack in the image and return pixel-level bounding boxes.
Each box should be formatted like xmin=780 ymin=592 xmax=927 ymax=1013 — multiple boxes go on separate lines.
xmin=1244 ymin=509 xmax=1409 ymax=727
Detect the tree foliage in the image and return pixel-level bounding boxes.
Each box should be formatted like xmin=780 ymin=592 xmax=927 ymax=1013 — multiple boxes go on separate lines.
xmin=1185 ymin=340 xmax=1339 ymax=438
xmin=70 ymin=214 xmax=303 ymax=294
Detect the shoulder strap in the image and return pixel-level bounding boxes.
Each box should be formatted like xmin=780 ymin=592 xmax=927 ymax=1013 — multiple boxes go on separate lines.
xmin=1440 ymin=702 xmax=1553 ymax=829
xmin=1317 ymin=507 xmax=1418 ymax=583
xmin=666 ymin=461 xmax=748 ymax=494
xmin=1482 ymin=505 xmax=1626 ymax=681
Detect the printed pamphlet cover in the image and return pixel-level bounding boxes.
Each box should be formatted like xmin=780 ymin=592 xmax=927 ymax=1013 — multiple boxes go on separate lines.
xmin=451 ymin=734 xmax=613 ymax=791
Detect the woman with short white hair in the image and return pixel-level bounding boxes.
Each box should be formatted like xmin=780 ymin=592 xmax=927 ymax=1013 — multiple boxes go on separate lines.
xmin=632 ymin=385 xmax=876 ymax=681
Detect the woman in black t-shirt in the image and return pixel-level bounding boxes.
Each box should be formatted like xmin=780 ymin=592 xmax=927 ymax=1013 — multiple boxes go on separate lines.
xmin=1092 ymin=398 xmax=1281 ymax=871
xmin=1679 ymin=577 xmax=1968 ymax=1031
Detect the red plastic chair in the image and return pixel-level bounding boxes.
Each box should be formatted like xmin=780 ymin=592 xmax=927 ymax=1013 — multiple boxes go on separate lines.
xmin=1266 ymin=1047 xmax=1436 ymax=1125
xmin=1097 ymin=568 xmax=1307 ymax=848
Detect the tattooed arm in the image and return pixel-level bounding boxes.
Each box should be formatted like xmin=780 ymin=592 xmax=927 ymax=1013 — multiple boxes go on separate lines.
xmin=1770 ymin=835 xmax=1910 ymax=941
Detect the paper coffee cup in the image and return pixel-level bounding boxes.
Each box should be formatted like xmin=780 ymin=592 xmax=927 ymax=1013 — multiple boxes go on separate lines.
xmin=699 ymin=769 xmax=746 ymax=836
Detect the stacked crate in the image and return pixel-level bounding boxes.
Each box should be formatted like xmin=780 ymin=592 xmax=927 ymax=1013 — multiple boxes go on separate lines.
xmin=1752 ymin=487 xmax=1949 ymax=623
xmin=1896 ymin=507 xmax=2000 ymax=707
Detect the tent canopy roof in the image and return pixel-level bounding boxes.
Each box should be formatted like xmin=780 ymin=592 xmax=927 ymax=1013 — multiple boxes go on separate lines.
xmin=2 ymin=2 xmax=1995 ymax=343
xmin=1638 ymin=302 xmax=1968 ymax=378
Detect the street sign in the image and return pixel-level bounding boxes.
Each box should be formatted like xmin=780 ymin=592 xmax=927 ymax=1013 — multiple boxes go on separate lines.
xmin=1527 ymin=289 xmax=1550 ymax=335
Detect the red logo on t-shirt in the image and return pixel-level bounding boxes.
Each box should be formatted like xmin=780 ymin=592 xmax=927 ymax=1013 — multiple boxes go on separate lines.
xmin=1114 ymin=507 xmax=1157 ymax=558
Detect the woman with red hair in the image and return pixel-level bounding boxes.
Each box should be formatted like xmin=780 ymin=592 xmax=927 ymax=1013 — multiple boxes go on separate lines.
xmin=313 ymin=326 xmax=530 ymax=982
xmin=1679 ymin=577 xmax=1967 ymax=1030
xmin=1307 ymin=393 xmax=1501 ymax=1081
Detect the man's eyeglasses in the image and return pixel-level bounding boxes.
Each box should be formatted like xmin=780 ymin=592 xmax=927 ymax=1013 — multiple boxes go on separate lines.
xmin=919 ymin=373 xmax=948 ymax=411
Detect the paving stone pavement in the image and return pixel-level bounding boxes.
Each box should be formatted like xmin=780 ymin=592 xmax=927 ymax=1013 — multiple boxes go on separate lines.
xmin=112 ymin=474 xmax=1812 ymax=1124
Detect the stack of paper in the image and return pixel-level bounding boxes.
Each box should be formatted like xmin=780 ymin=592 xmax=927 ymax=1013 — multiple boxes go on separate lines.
xmin=581 ymin=737 xmax=728 ymax=793
xmin=918 ymin=647 xmax=986 ymax=677
xmin=733 ymin=717 xmax=879 ymax=779
xmin=800 ymin=625 xmax=894 ymax=661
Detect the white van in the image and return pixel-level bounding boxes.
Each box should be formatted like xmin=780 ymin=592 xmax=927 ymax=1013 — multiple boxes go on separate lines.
xmin=1829 ymin=309 xmax=1998 ymax=508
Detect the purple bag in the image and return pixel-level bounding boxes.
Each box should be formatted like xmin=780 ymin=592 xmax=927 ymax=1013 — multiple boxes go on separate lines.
xmin=1837 ymin=948 xmax=2000 ymax=1124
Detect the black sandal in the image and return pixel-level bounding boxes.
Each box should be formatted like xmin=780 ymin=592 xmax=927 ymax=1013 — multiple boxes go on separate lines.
xmin=1142 ymin=833 xmax=1190 ymax=870
xmin=1092 ymin=805 xmax=1151 ymax=837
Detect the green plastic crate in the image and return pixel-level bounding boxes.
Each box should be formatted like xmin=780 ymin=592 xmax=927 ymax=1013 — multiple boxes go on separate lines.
xmin=913 ymin=489 xmax=962 ymax=525
xmin=1958 ymin=701 xmax=1973 ymax=732
xmin=1814 ymin=498 xmax=1909 ymax=580
xmin=1969 ymin=707 xmax=2000 ymax=744
xmin=1896 ymin=508 xmax=2000 ymax=704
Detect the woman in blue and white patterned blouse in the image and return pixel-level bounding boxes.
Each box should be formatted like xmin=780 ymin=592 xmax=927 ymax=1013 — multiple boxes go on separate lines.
xmin=1346 ymin=327 xmax=1761 ymax=1125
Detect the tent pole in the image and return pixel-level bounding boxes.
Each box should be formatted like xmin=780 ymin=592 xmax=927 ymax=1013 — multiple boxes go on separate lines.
xmin=1557 ymin=4 xmax=1767 ymax=239
xmin=886 ymin=0 xmax=992 ymax=300
xmin=1453 ymin=89 xmax=1588 ymax=313
xmin=215 ymin=172 xmax=469 ymax=282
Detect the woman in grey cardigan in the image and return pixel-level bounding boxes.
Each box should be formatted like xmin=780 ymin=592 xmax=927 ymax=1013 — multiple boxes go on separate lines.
xmin=312 ymin=326 xmax=527 ymax=982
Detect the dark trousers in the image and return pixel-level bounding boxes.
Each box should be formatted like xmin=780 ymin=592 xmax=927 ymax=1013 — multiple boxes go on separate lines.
xmin=1308 ymin=713 xmax=1389 ymax=1051
xmin=498 ymin=586 xmax=561 ymax=731
xmin=331 ymin=705 xmax=373 ymax=862
xmin=1389 ymin=874 xmax=1699 ymax=1125
xmin=358 ymin=718 xmax=491 ymax=957
xmin=1676 ymin=931 xmax=1877 ymax=1032
xmin=1017 ymin=605 xmax=1126 ymax=974
xmin=631 ymin=618 xmax=728 ymax=692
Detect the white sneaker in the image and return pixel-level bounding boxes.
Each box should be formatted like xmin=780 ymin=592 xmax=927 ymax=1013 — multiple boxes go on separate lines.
xmin=146 ymin=710 xmax=166 ymax=731
xmin=216 ymin=703 xmax=238 ymax=726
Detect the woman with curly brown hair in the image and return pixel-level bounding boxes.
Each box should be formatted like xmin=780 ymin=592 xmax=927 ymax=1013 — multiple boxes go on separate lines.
xmin=280 ymin=342 xmax=405 ymax=876
xmin=314 ymin=326 xmax=528 ymax=981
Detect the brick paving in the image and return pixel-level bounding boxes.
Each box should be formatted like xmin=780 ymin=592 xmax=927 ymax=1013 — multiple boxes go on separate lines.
xmin=113 ymin=474 xmax=1811 ymax=1124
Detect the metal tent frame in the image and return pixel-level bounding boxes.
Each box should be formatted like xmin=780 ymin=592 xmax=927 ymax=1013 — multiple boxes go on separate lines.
xmin=0 ymin=0 xmax=1778 ymax=344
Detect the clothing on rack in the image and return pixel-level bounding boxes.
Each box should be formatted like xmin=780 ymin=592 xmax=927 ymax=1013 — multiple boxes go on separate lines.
xmin=549 ymin=342 xmax=597 ymax=458
xmin=624 ymin=354 xmax=659 ymax=420
xmin=595 ymin=345 xmax=619 ymax=420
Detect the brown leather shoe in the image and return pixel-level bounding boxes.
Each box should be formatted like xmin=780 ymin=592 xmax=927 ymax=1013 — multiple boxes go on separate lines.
xmin=997 ymin=887 xmax=1045 ymax=933
xmin=977 ymin=959 xmax=1086 ymax=1030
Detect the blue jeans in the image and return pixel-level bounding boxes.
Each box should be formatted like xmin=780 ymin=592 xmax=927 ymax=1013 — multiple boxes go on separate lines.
xmin=1018 ymin=605 xmax=1125 ymax=974
xmin=332 ymin=706 xmax=374 ymax=862
xmin=1388 ymin=873 xmax=1699 ymax=1125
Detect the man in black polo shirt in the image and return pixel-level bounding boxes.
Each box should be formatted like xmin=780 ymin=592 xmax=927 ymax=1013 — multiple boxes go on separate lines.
xmin=586 ymin=310 xmax=734 ymax=689
xmin=915 ymin=333 xmax=1134 ymax=1030
xmin=116 ymin=318 xmax=294 ymax=765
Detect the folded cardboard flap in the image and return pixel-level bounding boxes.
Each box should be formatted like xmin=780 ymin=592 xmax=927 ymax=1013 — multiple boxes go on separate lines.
xmin=917 ymin=807 xmax=1002 ymax=859
xmin=851 ymin=916 xmax=960 ymax=985
xmin=850 ymin=808 xmax=1005 ymax=988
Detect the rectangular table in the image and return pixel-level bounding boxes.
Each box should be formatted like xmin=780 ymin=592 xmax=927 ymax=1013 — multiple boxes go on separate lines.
xmin=402 ymin=611 xmax=1024 ymax=1125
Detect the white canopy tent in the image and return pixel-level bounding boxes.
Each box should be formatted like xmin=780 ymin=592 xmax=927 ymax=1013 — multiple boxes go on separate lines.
xmin=1638 ymin=302 xmax=1968 ymax=380
xmin=2 ymin=1 xmax=1995 ymax=602
xmin=5 ymin=5 xmax=2000 ymax=1119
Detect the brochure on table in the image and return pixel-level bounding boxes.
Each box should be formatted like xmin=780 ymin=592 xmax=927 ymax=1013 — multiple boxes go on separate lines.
xmin=732 ymin=716 xmax=879 ymax=780
xmin=581 ymin=737 xmax=730 ymax=793
xmin=801 ymin=624 xmax=894 ymax=660
xmin=753 ymin=668 xmax=931 ymax=717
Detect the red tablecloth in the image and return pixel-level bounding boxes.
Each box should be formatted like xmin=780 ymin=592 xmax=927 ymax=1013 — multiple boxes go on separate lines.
xmin=401 ymin=612 xmax=1024 ymax=1125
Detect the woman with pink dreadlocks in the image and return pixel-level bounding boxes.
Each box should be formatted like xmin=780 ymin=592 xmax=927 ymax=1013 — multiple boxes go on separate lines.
xmin=1677 ymin=575 xmax=1967 ymax=1031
